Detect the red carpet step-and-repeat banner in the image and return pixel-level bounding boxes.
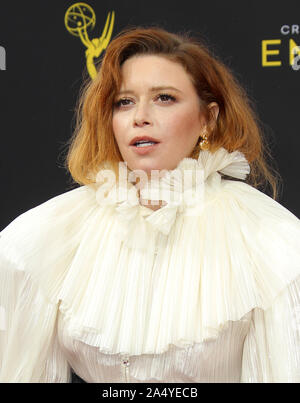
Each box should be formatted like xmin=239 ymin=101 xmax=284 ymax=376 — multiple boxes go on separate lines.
xmin=0 ymin=0 xmax=299 ymax=229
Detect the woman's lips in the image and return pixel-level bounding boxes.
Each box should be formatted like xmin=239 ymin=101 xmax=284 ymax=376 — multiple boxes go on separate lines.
xmin=130 ymin=142 xmax=160 ymax=155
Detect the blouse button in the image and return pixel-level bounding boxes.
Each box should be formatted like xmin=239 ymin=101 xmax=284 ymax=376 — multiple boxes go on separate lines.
xmin=121 ymin=354 xmax=130 ymax=366
xmin=121 ymin=355 xmax=130 ymax=382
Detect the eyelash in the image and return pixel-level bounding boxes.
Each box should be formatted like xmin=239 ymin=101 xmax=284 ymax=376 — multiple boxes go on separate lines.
xmin=114 ymin=93 xmax=176 ymax=108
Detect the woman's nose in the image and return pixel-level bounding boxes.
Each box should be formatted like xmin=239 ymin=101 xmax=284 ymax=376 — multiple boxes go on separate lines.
xmin=133 ymin=102 xmax=152 ymax=127
xmin=134 ymin=117 xmax=150 ymax=127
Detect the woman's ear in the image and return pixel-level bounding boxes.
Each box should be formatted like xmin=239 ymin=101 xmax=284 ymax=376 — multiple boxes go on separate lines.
xmin=208 ymin=102 xmax=219 ymax=124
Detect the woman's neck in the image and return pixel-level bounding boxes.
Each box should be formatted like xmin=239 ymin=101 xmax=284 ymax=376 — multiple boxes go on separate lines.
xmin=136 ymin=186 xmax=167 ymax=211
xmin=139 ymin=199 xmax=166 ymax=211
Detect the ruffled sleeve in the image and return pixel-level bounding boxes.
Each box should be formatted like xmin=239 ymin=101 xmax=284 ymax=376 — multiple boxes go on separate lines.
xmin=218 ymin=179 xmax=300 ymax=383
xmin=0 ymin=235 xmax=71 ymax=382
xmin=241 ymin=275 xmax=300 ymax=382
xmin=0 ymin=186 xmax=97 ymax=382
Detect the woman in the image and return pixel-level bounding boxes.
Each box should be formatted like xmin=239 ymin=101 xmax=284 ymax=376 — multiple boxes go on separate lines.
xmin=0 ymin=26 xmax=299 ymax=383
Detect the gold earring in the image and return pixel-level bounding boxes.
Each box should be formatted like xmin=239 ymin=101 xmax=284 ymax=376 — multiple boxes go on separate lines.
xmin=198 ymin=128 xmax=209 ymax=150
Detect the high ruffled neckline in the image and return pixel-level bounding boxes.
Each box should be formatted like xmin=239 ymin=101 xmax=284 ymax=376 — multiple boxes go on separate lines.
xmin=93 ymin=147 xmax=250 ymax=249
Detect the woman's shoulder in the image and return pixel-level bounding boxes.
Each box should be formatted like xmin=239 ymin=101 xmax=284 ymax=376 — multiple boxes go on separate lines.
xmin=217 ymin=179 xmax=300 ymax=300
xmin=1 ymin=185 xmax=95 ymax=237
xmin=218 ymin=179 xmax=300 ymax=261
xmin=0 ymin=184 xmax=100 ymax=302
xmin=0 ymin=185 xmax=98 ymax=270
xmin=219 ymin=179 xmax=300 ymax=224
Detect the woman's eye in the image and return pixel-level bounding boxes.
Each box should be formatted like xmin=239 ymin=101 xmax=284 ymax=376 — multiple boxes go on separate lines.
xmin=114 ymin=98 xmax=132 ymax=107
xmin=114 ymin=93 xmax=176 ymax=108
xmin=157 ymin=93 xmax=176 ymax=102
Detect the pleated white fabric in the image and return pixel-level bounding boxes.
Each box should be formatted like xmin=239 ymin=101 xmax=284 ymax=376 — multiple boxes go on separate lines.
xmin=0 ymin=147 xmax=299 ymax=383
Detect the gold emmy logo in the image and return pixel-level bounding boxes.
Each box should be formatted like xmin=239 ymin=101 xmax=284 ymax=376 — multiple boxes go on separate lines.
xmin=261 ymin=25 xmax=300 ymax=70
xmin=64 ymin=2 xmax=115 ymax=79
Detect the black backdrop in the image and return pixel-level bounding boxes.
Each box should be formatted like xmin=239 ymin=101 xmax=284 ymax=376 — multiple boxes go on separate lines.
xmin=1 ymin=0 xmax=299 ymax=230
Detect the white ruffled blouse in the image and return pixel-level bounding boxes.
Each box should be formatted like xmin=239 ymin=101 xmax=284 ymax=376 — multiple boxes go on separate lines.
xmin=0 ymin=147 xmax=300 ymax=383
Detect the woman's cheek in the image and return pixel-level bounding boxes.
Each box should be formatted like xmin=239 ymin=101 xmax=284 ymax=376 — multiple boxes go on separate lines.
xmin=112 ymin=117 xmax=125 ymax=141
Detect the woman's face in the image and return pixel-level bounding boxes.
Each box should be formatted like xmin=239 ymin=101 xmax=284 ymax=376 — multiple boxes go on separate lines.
xmin=112 ymin=54 xmax=216 ymax=178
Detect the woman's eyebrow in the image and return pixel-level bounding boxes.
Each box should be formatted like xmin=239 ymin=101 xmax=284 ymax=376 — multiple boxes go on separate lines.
xmin=117 ymin=86 xmax=183 ymax=95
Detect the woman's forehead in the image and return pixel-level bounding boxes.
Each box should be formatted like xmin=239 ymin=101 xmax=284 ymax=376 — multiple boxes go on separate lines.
xmin=119 ymin=55 xmax=195 ymax=93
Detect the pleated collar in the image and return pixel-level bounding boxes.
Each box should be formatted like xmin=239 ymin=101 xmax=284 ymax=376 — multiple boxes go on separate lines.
xmin=93 ymin=147 xmax=250 ymax=249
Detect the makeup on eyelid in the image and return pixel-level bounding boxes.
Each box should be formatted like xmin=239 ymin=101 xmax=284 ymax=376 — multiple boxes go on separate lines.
xmin=114 ymin=93 xmax=177 ymax=108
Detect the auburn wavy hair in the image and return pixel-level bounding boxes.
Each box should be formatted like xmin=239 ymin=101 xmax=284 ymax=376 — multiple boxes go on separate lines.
xmin=63 ymin=26 xmax=282 ymax=199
